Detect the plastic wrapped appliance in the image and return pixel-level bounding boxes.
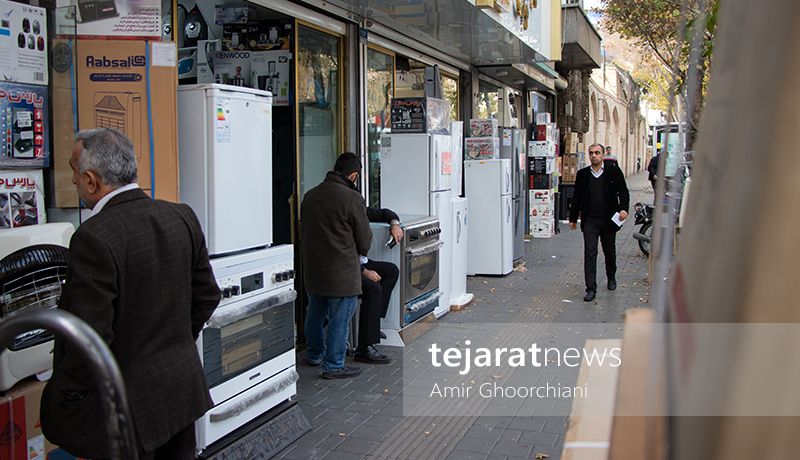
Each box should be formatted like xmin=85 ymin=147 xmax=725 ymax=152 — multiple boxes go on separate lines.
xmin=0 ymin=223 xmax=74 ymax=391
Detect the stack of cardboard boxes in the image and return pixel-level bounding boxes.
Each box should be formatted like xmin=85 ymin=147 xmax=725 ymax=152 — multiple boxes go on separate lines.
xmin=464 ymin=118 xmax=500 ymax=160
xmin=0 ymin=378 xmax=58 ymax=459
xmin=528 ymin=113 xmax=558 ymax=237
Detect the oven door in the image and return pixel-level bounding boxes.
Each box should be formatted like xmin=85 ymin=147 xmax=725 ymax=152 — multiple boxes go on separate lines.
xmin=199 ymin=288 xmax=296 ymax=405
xmin=401 ymin=240 xmax=442 ymax=304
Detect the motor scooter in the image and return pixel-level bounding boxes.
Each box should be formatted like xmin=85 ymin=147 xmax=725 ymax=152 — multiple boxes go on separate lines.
xmin=632 ymin=202 xmax=654 ymax=256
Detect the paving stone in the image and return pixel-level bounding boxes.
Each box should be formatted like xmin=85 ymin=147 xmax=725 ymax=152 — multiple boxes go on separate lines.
xmin=449 ymin=434 xmax=497 ymax=454
xmin=444 ymin=450 xmax=490 ymax=460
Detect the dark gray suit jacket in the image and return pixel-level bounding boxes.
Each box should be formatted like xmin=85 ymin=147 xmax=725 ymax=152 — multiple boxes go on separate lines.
xmin=41 ymin=188 xmax=220 ymax=458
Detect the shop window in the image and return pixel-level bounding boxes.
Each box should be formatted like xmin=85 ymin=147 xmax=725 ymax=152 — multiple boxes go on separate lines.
xmin=366 ymin=46 xmax=394 ymax=208
xmin=297 ymin=24 xmax=342 ymax=201
xmin=477 ymin=80 xmax=500 ymax=120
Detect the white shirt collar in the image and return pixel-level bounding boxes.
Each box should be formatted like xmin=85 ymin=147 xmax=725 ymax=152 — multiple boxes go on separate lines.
xmin=591 ymin=164 xmax=604 ymax=178
xmin=90 ymin=183 xmax=140 ymax=218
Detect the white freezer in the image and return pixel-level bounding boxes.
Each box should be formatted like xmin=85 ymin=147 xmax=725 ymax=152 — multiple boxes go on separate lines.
xmin=431 ymin=191 xmax=451 ymax=318
xmin=177 ymin=84 xmax=273 ymax=256
xmin=450 ymin=196 xmax=472 ymax=307
xmin=465 ymin=159 xmax=513 ymax=276
xmin=380 ymin=133 xmax=452 ymax=216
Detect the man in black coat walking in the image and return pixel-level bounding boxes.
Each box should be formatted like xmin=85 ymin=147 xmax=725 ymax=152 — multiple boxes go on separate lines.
xmin=569 ymin=143 xmax=630 ymax=302
xmin=648 ymin=152 xmax=660 ymax=191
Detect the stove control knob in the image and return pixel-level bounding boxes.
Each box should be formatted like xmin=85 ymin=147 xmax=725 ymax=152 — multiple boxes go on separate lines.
xmin=222 ymin=287 xmax=233 ymax=298
xmin=231 ymin=285 xmax=241 ymax=296
xmin=271 ymin=272 xmax=282 ymax=283
xmin=287 ymin=269 xmax=295 ymax=279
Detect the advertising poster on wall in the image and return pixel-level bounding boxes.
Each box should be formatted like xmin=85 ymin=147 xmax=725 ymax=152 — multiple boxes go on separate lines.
xmin=0 ymin=82 xmax=49 ymax=168
xmin=54 ymin=0 xmax=160 ymax=39
xmin=0 ymin=170 xmax=45 ymax=230
xmin=0 ymin=0 xmax=49 ymax=85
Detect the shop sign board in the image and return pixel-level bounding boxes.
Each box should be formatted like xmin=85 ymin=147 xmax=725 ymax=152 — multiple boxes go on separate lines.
xmin=54 ymin=0 xmax=161 ymax=39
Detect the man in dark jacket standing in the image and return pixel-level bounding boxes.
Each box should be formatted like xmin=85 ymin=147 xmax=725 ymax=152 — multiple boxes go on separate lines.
xmin=569 ymin=143 xmax=630 ymax=302
xmin=41 ymin=128 xmax=220 ymax=460
xmin=301 ymin=152 xmax=372 ymax=379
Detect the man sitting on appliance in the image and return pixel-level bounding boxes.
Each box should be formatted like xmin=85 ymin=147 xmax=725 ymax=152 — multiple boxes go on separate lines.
xmin=41 ymin=128 xmax=220 ymax=460
xmin=355 ymin=207 xmax=402 ymax=364
xmin=301 ymin=152 xmax=372 ymax=379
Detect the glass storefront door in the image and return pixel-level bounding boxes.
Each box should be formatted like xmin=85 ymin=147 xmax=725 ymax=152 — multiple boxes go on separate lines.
xmin=297 ymin=23 xmax=342 ymax=200
xmin=366 ymin=46 xmax=394 ymax=208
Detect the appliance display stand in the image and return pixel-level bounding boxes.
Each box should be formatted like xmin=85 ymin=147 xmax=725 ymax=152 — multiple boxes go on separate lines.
xmin=199 ymin=401 xmax=310 ymax=460
xmin=379 ymin=311 xmax=439 ymax=348
xmin=449 ymin=293 xmax=474 ymax=312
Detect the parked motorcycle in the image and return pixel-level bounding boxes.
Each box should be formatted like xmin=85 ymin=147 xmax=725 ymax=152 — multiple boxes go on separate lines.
xmin=632 ymin=202 xmax=654 ymax=257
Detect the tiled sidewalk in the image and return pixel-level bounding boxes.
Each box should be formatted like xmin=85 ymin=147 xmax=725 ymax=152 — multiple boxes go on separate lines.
xmin=280 ymin=172 xmax=653 ymax=460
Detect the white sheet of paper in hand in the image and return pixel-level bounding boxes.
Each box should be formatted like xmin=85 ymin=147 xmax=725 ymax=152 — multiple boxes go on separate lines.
xmin=612 ymin=212 xmax=625 ymax=227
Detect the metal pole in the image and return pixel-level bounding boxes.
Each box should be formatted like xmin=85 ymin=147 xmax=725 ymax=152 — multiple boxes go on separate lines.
xmin=0 ymin=309 xmax=138 ymax=460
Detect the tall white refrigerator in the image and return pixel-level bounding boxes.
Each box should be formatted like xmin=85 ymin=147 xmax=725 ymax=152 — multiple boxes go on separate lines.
xmin=465 ymin=159 xmax=513 ymax=276
xmin=500 ymin=127 xmax=526 ymax=262
xmin=380 ymin=133 xmax=453 ymax=317
xmin=177 ymin=84 xmax=273 ymax=256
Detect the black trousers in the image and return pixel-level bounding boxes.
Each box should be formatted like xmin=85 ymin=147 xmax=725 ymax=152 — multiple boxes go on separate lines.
xmin=582 ymin=217 xmax=617 ymax=292
xmin=359 ymin=260 xmax=399 ymax=348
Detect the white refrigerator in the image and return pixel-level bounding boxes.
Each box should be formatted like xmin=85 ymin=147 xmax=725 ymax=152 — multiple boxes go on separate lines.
xmin=380 ymin=133 xmax=452 ymax=317
xmin=465 ymin=159 xmax=513 ymax=276
xmin=500 ymin=127 xmax=526 ymax=262
xmin=177 ymin=84 xmax=273 ymax=256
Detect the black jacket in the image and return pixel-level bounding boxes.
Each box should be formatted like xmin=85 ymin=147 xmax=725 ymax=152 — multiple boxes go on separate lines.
xmin=569 ymin=164 xmax=630 ymax=231
xmin=366 ymin=207 xmax=399 ymax=225
xmin=301 ymin=171 xmax=372 ymax=297
xmin=647 ymin=154 xmax=659 ymax=181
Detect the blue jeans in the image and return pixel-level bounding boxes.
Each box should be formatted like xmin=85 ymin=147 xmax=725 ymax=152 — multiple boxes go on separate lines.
xmin=305 ymin=294 xmax=358 ymax=372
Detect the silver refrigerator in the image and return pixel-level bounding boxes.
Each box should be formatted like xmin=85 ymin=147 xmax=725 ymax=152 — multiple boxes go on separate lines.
xmin=500 ymin=128 xmax=526 ymax=262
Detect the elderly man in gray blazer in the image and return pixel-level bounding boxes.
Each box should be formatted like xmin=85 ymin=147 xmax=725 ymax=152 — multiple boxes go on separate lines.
xmin=41 ymin=128 xmax=220 ymax=460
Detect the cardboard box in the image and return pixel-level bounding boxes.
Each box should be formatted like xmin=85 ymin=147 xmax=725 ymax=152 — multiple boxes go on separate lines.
xmin=530 ymin=202 xmax=552 ymax=220
xmin=0 ymin=378 xmax=57 ymax=459
xmin=536 ymin=112 xmax=551 ymax=124
xmin=54 ymin=40 xmax=179 ymax=207
xmin=222 ymin=23 xmax=249 ymax=51
xmin=53 ymin=0 xmax=161 ymax=39
xmin=529 ymin=188 xmax=553 ymax=204
xmin=530 ymin=173 xmax=554 ymax=190
xmin=391 ymin=98 xmax=450 ymax=134
xmin=564 ymin=132 xmax=579 ymax=154
xmin=469 ymin=118 xmax=498 ymax=137
xmin=464 ymin=137 xmax=499 ymax=160
xmin=530 ymin=219 xmax=553 ymax=238
xmin=0 ymin=82 xmax=49 ymax=167
xmin=561 ymin=153 xmax=578 ymax=183
xmin=0 ymin=0 xmax=48 ymax=85
xmin=536 ymin=123 xmax=554 ymax=142
xmin=528 ymin=140 xmax=556 ymax=157
xmin=251 ymin=50 xmax=290 ymax=105
xmin=214 ymin=50 xmax=251 ymax=87
xmin=0 ymin=170 xmax=46 ymax=229
xmin=529 ymin=156 xmax=547 ymax=175
xmin=215 ymin=6 xmax=255 ymax=24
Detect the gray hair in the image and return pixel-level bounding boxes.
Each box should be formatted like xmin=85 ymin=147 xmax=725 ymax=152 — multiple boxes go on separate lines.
xmin=588 ymin=143 xmax=605 ymax=154
xmin=76 ymin=128 xmax=138 ymax=187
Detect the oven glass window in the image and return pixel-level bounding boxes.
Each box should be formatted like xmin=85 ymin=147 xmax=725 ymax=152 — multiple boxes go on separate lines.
xmin=408 ymin=252 xmax=437 ymax=291
xmin=202 ymin=300 xmax=294 ymax=388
